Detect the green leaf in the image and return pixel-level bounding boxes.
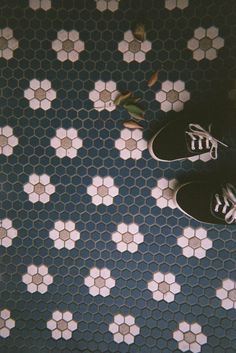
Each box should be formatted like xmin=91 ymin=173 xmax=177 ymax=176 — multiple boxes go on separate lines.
xmin=128 ymin=111 xmax=145 ymax=121
xmin=124 ymin=104 xmax=145 ymax=116
xmin=113 ymin=92 xmax=132 ymax=106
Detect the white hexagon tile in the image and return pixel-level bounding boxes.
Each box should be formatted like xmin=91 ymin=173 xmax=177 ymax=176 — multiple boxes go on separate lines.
xmin=109 ymin=314 xmax=140 ymax=344
xmin=29 ymin=0 xmax=51 ymax=11
xmin=115 ymin=128 xmax=147 ymax=160
xmin=0 ymin=126 xmax=18 ymax=157
xmin=165 ymin=0 xmax=189 ymax=10
xmin=216 ymin=279 xmax=236 ymax=310
xmin=22 ymin=265 xmax=53 ymax=294
xmin=24 ymin=79 xmax=56 ymax=110
xmin=49 ymin=220 xmax=80 ymax=250
xmin=0 ymin=218 xmax=17 ymax=248
xmin=148 ymin=272 xmax=181 ymax=302
xmin=151 ymin=178 xmax=177 ymax=209
xmin=95 ymin=0 xmax=120 ymax=12
xmin=89 ymin=80 xmax=119 ymax=112
xmin=173 ymin=321 xmax=207 ymax=353
xmin=0 ymin=27 xmax=18 ymax=60
xmin=50 ymin=128 xmax=83 ymax=159
xmin=52 ymin=30 xmax=85 ymax=62
xmin=155 ymin=80 xmax=190 ymax=112
xmin=84 ymin=267 xmax=115 ymax=297
xmin=0 ymin=309 xmax=15 ymax=338
xmin=47 ymin=311 xmax=77 ymax=340
xmin=112 ymin=222 xmax=144 ymax=253
xmin=87 ymin=176 xmax=119 ymax=206
xmin=177 ymin=227 xmax=212 ymax=259
xmin=23 ymin=174 xmax=55 ymax=203
xmin=188 ymin=26 xmax=224 ymax=61
xmin=118 ymin=30 xmax=152 ymax=63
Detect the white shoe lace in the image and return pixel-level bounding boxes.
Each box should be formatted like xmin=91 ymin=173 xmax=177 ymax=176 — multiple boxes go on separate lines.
xmin=214 ymin=184 xmax=236 ymax=224
xmin=186 ymin=124 xmax=228 ymax=160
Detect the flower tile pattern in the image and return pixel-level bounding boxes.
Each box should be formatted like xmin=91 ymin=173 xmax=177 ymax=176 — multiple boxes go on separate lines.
xmin=95 ymin=0 xmax=120 ymax=12
xmin=0 ymin=309 xmax=15 ymax=338
xmin=216 ymin=279 xmax=236 ymax=310
xmin=173 ymin=321 xmax=207 ymax=353
xmin=0 ymin=218 xmax=17 ymax=248
xmin=115 ymin=128 xmax=147 ymax=160
xmin=148 ymin=272 xmax=181 ymax=302
xmin=177 ymin=227 xmax=212 ymax=259
xmin=0 ymin=27 xmax=18 ymax=60
xmin=23 ymin=174 xmax=55 ymax=203
xmin=22 ymin=265 xmax=53 ymax=294
xmin=49 ymin=221 xmax=80 ymax=250
xmin=0 ymin=126 xmax=18 ymax=157
xmin=52 ymin=30 xmax=85 ymax=62
xmin=155 ymin=80 xmax=190 ymax=112
xmin=165 ymin=0 xmax=189 ymax=10
xmin=29 ymin=0 xmax=51 ymax=11
xmin=112 ymin=222 xmax=144 ymax=253
xmin=47 ymin=311 xmax=77 ymax=340
xmin=24 ymin=79 xmax=56 ymax=110
xmin=188 ymin=26 xmax=224 ymax=61
xmin=89 ymin=80 xmax=119 ymax=112
xmin=1 ymin=1 xmax=236 ymax=352
xmin=151 ymin=178 xmax=177 ymax=209
xmin=109 ymin=314 xmax=140 ymax=344
xmin=87 ymin=176 xmax=119 ymax=205
xmin=84 ymin=267 xmax=115 ymax=297
xmin=50 ymin=128 xmax=82 ymax=159
xmin=118 ymin=30 xmax=152 ymax=63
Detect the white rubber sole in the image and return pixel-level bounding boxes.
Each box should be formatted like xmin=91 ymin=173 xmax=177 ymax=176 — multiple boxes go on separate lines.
xmin=148 ymin=128 xmax=187 ymax=162
xmin=174 ymin=182 xmax=216 ymax=225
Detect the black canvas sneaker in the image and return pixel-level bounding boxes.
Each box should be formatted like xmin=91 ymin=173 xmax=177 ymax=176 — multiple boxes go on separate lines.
xmin=148 ymin=118 xmax=229 ymax=162
xmin=175 ymin=181 xmax=236 ymax=224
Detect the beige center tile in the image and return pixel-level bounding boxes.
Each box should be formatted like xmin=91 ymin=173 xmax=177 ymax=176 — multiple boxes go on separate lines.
xmin=189 ymin=237 xmax=201 ymax=249
xmin=125 ymin=138 xmax=137 ymax=151
xmin=129 ymin=40 xmax=141 ymax=53
xmin=97 ymin=185 xmax=108 ymax=197
xmin=0 ymin=37 xmax=8 ymax=50
xmin=34 ymin=183 xmax=45 ymax=195
xmin=95 ymin=276 xmax=105 ymax=288
xmin=122 ymin=232 xmax=133 ymax=244
xmin=0 ymin=135 xmax=8 ymax=147
xmin=167 ymin=90 xmax=179 ymax=103
xmin=184 ymin=332 xmax=196 ymax=344
xmin=35 ymin=88 xmax=46 ymax=101
xmin=61 ymin=137 xmax=72 ymax=149
xmin=119 ymin=323 xmax=130 ymax=335
xmin=33 ymin=273 xmax=43 ymax=285
xmin=62 ymin=39 xmax=74 ymax=52
xmin=0 ymin=318 xmax=5 ymax=329
xmin=100 ymin=90 xmax=111 ymax=103
xmin=0 ymin=227 xmax=7 ymax=239
xmin=159 ymin=282 xmax=170 ymax=294
xmin=199 ymin=37 xmax=212 ymax=51
xmin=57 ymin=319 xmax=68 ymax=331
xmin=229 ymin=289 xmax=236 ymax=301
xmin=59 ymin=229 xmax=70 ymax=241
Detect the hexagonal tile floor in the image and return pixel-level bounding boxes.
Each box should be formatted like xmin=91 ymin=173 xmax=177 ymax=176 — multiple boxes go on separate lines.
xmin=0 ymin=1 xmax=236 ymax=353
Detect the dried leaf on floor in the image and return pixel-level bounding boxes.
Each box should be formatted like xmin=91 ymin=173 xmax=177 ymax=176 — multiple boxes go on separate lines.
xmin=133 ymin=23 xmax=146 ymax=42
xmin=148 ymin=71 xmax=159 ymax=87
xmin=123 ymin=120 xmax=143 ymax=129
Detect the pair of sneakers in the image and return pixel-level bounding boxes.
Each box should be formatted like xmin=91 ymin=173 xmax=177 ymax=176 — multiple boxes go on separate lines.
xmin=149 ymin=117 xmax=236 ymax=225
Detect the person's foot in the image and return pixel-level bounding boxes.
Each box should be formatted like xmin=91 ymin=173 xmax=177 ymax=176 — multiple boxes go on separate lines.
xmin=148 ymin=118 xmax=229 ymax=162
xmin=175 ymin=181 xmax=236 ymax=224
